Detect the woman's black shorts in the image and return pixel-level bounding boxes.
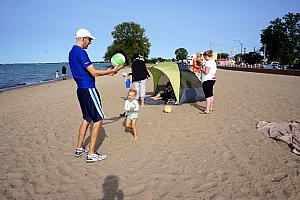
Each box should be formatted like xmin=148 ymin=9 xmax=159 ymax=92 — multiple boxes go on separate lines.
xmin=202 ymin=80 xmax=216 ymax=98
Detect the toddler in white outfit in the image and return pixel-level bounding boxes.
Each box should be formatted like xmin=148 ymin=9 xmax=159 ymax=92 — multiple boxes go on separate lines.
xmin=124 ymin=89 xmax=139 ymax=140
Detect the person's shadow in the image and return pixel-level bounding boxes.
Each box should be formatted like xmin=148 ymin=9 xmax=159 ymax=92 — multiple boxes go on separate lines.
xmin=103 ymin=116 xmax=122 ymax=125
xmin=101 ymin=175 xmax=124 ymax=200
xmin=83 ymin=125 xmax=107 ymax=152
xmin=190 ymin=102 xmax=206 ymax=112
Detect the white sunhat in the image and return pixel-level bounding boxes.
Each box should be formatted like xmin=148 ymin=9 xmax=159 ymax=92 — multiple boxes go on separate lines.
xmin=75 ymin=28 xmax=96 ymax=39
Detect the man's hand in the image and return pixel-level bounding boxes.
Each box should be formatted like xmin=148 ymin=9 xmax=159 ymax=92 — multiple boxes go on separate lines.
xmin=116 ymin=64 xmax=125 ymax=71
xmin=109 ymin=66 xmax=119 ymax=75
xmin=108 ymin=65 xmax=125 ymax=76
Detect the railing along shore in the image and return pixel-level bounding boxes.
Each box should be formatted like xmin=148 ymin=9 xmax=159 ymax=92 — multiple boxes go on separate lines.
xmin=217 ymin=64 xmax=300 ymax=76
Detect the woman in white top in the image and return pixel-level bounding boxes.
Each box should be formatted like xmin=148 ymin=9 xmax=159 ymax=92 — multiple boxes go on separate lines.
xmin=201 ymin=50 xmax=217 ymax=114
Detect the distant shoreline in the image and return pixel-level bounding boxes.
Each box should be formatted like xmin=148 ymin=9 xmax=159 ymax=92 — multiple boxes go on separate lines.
xmin=0 ymin=77 xmax=73 ymax=93
xmin=0 ymin=62 xmax=112 ymax=92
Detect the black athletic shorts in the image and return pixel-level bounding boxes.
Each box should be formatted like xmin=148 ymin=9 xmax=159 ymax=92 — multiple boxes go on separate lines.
xmin=77 ymin=88 xmax=106 ymax=122
xmin=202 ymin=80 xmax=216 ymax=98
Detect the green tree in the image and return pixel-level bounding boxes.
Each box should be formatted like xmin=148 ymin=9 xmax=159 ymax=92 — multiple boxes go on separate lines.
xmin=175 ymin=48 xmax=188 ymax=62
xmin=157 ymin=57 xmax=165 ymax=62
xmin=104 ymin=22 xmax=151 ymax=64
xmin=234 ymin=54 xmax=242 ymax=64
xmin=260 ymin=12 xmax=300 ymax=64
xmin=217 ymin=53 xmax=229 ymax=59
xmin=145 ymin=57 xmax=158 ymax=64
xmin=242 ymin=52 xmax=263 ymax=64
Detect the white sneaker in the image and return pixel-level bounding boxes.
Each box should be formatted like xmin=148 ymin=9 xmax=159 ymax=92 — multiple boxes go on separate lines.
xmin=86 ymin=153 xmax=107 ymax=163
xmin=74 ymin=147 xmax=89 ymax=158
xmin=292 ymin=148 xmax=300 ymax=155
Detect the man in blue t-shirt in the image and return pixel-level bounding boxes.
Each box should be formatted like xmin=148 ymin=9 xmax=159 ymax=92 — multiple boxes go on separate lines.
xmin=69 ymin=28 xmax=122 ymax=163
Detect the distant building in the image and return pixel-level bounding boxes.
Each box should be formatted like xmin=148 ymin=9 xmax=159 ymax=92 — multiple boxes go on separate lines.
xmin=216 ymin=58 xmax=235 ymax=66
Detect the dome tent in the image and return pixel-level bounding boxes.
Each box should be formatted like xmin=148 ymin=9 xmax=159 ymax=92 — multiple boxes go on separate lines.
xmin=148 ymin=62 xmax=205 ymax=104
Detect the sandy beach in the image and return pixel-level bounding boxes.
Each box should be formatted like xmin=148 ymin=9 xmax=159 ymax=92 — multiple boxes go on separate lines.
xmin=0 ymin=68 xmax=299 ymax=200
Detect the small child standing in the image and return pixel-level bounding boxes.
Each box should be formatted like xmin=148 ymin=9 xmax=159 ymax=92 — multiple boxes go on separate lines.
xmin=55 ymin=70 xmax=60 ymax=79
xmin=124 ymin=89 xmax=139 ymax=140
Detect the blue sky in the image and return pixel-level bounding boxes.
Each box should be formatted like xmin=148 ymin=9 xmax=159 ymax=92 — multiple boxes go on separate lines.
xmin=0 ymin=0 xmax=299 ymax=63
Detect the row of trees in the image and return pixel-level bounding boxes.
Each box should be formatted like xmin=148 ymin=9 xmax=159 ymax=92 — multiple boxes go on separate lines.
xmin=232 ymin=12 xmax=299 ymax=65
xmin=104 ymin=12 xmax=299 ymax=65
xmin=206 ymin=12 xmax=299 ymax=65
xmin=234 ymin=52 xmax=263 ymax=65
xmin=145 ymin=57 xmax=174 ymax=64
xmin=103 ymin=21 xmax=189 ymax=64
xmin=260 ymin=12 xmax=300 ymax=64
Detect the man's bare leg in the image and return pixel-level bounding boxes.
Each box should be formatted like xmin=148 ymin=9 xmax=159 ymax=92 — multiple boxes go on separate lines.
xmin=88 ymin=120 xmax=102 ymax=155
xmin=76 ymin=120 xmax=90 ymax=148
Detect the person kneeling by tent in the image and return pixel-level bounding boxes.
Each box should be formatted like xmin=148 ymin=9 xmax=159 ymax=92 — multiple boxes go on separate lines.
xmin=151 ymin=81 xmax=175 ymax=102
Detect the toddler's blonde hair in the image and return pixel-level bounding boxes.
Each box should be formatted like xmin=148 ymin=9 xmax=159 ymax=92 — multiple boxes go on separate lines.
xmin=128 ymin=89 xmax=137 ymax=96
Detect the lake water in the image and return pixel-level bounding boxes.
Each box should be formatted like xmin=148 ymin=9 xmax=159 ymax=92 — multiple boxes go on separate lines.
xmin=0 ymin=62 xmax=112 ymax=91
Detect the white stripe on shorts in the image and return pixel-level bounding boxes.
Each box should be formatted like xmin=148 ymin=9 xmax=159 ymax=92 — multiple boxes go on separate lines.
xmin=88 ymin=88 xmax=106 ymax=119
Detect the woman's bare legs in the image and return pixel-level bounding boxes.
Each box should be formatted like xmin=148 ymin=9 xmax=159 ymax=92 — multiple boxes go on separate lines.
xmin=210 ymin=96 xmax=214 ymax=111
xmin=204 ymin=97 xmax=213 ymax=114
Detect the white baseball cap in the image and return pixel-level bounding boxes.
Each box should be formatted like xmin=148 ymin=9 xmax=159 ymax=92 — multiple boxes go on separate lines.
xmin=75 ymin=28 xmax=96 ymax=39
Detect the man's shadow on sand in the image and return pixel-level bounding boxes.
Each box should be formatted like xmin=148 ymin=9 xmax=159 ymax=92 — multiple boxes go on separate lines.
xmin=82 ymin=116 xmax=123 ymax=151
xmin=101 ymin=175 xmax=124 ymax=200
xmin=83 ymin=125 xmax=106 ymax=152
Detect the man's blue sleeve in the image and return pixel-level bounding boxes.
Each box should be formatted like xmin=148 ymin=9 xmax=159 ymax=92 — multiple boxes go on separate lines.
xmin=79 ymin=50 xmax=92 ymax=68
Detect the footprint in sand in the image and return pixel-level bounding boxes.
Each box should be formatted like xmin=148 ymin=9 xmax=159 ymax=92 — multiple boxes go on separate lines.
xmin=125 ymin=185 xmax=146 ymax=197
xmin=194 ymin=182 xmax=218 ymax=193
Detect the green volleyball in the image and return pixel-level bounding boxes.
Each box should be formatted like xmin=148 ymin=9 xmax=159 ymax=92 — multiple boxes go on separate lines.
xmin=111 ymin=53 xmax=126 ymax=67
